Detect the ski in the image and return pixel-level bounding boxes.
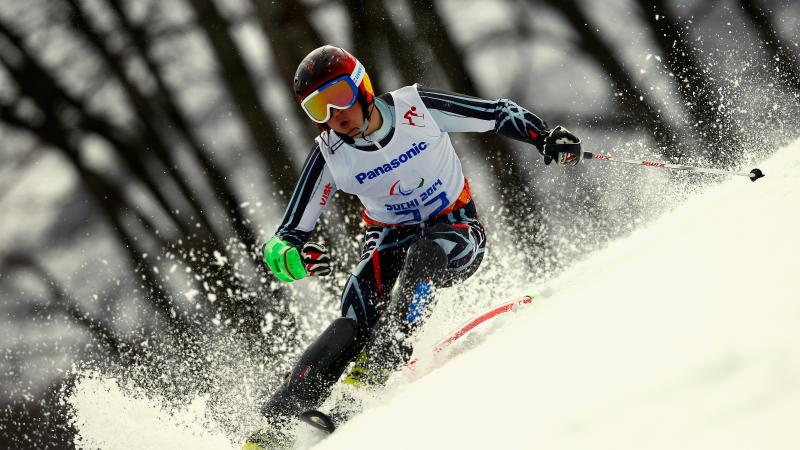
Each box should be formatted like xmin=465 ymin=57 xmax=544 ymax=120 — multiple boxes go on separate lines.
xmin=299 ymin=294 xmax=537 ymax=436
xmin=410 ymin=294 xmax=535 ymax=366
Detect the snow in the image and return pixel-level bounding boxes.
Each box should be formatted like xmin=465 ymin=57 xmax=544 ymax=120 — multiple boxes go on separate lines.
xmin=69 ymin=372 xmax=230 ymax=450
xmin=68 ymin=139 xmax=799 ymax=449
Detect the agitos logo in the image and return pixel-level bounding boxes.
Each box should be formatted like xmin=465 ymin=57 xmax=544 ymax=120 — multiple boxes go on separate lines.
xmin=389 ymin=178 xmax=424 ymax=196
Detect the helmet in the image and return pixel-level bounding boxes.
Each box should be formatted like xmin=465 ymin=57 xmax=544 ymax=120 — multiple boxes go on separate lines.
xmin=294 ymin=45 xmax=374 ymax=127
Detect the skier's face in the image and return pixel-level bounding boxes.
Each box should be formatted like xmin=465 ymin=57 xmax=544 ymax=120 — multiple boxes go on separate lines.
xmin=326 ymin=102 xmax=363 ymax=136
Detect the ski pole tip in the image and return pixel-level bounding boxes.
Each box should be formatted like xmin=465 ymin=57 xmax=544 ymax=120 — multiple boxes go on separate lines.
xmin=749 ymin=168 xmax=765 ymax=182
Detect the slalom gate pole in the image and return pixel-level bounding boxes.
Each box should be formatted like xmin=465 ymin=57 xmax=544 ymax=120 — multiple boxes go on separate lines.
xmin=581 ymin=152 xmax=765 ymax=182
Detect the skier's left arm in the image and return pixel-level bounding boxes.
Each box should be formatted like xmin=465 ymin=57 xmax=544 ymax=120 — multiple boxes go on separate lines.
xmin=417 ymin=86 xmax=581 ymax=166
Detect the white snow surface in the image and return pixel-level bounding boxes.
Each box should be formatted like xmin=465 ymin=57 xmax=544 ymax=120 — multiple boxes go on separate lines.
xmin=69 ymin=140 xmax=800 ymax=450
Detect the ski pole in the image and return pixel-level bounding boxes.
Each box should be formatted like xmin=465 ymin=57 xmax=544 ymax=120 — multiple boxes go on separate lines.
xmin=581 ymin=152 xmax=765 ymax=182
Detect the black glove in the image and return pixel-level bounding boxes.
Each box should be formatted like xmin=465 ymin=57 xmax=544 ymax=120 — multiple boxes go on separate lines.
xmin=302 ymin=242 xmax=332 ymax=276
xmin=541 ymin=125 xmax=582 ymax=166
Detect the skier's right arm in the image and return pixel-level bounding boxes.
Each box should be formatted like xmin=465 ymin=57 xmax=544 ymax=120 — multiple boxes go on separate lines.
xmin=263 ymin=144 xmax=336 ymax=282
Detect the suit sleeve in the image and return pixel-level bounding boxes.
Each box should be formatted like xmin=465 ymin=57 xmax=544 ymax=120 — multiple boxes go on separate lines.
xmin=417 ymin=86 xmax=549 ymax=150
xmin=275 ymin=143 xmax=337 ymax=246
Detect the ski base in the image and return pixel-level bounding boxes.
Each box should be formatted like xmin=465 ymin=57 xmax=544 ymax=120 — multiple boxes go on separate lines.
xmin=299 ymin=410 xmax=336 ymax=434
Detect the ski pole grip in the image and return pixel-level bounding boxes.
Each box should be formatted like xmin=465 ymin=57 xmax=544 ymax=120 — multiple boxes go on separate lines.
xmin=582 ymin=151 xmax=595 ymax=160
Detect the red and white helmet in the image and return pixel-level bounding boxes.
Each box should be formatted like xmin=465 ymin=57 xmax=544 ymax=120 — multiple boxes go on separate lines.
xmin=294 ymin=45 xmax=375 ymax=127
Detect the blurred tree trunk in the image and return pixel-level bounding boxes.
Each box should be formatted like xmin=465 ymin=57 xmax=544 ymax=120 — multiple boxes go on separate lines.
xmin=3 ymin=253 xmax=135 ymax=361
xmin=186 ymin=0 xmax=297 ymax=201
xmin=249 ymin=0 xmax=322 ymax=102
xmin=0 ymin=19 xmax=192 ymax=240
xmin=407 ymin=0 xmax=478 ymax=93
xmin=638 ymin=0 xmax=739 ymax=166
xmin=1 ymin=97 xmax=271 ymax=389
xmin=69 ymin=0 xmax=296 ymax=342
xmin=0 ymin=18 xmax=276 ymax=344
xmin=0 ymin=99 xmax=193 ymax=337
xmin=343 ymin=0 xmax=389 ymax=84
xmin=101 ymin=1 xmax=290 ymax=340
xmin=105 ymin=0 xmax=261 ymax=252
xmin=346 ymin=0 xmax=425 ymax=84
xmin=539 ymin=0 xmax=684 ymax=161
xmin=65 ymin=0 xmax=226 ymax=250
xmin=408 ymin=0 xmax=549 ymax=252
xmin=739 ymin=0 xmax=800 ymax=93
xmin=91 ymin=0 xmax=286 ymax=332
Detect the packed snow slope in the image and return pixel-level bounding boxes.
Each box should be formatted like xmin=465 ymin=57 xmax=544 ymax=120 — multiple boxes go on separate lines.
xmin=68 ymin=141 xmax=799 ymax=450
xmin=316 ymin=143 xmax=800 ymax=450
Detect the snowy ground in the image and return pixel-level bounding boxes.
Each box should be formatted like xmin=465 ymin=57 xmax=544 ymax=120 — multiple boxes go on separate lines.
xmin=69 ymin=139 xmax=799 ymax=450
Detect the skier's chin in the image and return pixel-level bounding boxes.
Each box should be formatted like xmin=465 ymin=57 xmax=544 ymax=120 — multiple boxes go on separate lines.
xmin=340 ymin=125 xmax=361 ymax=137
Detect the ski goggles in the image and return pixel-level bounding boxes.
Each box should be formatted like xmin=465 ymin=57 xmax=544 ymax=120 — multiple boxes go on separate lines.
xmin=300 ymin=61 xmax=366 ymax=123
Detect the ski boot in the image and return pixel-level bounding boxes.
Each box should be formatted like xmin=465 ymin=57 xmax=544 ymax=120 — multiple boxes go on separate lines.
xmin=341 ymin=350 xmax=390 ymax=388
xmin=327 ymin=349 xmax=393 ymax=425
xmin=241 ymin=425 xmax=294 ymax=450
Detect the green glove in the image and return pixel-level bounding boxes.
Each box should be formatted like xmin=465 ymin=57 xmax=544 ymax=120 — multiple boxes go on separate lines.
xmin=262 ymin=236 xmax=308 ymax=282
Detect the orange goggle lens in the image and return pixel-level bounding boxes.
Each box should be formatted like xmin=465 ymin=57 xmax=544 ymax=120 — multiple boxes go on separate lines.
xmin=301 ymin=76 xmax=359 ymax=123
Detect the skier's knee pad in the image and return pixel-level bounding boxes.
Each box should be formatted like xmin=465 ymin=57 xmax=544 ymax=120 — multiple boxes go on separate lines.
xmin=403 ymin=237 xmax=448 ymax=281
xmin=261 ymin=317 xmax=360 ymax=417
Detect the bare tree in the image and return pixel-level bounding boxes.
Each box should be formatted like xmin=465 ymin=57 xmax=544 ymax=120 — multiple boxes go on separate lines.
xmin=249 ymin=0 xmax=324 ymax=100
xmin=104 ymin=0 xmax=262 ymax=251
xmin=2 ymin=253 xmax=136 ymax=361
xmin=0 ymin=13 xmax=287 ymax=344
xmin=344 ymin=0 xmax=426 ymax=84
xmin=739 ymin=0 xmax=800 ymax=93
xmin=0 ymin=96 xmax=192 ymax=336
xmin=186 ymin=0 xmax=299 ymax=200
xmin=638 ymin=0 xmax=740 ymax=166
xmin=0 ymin=19 xmax=192 ymax=241
xmin=343 ymin=0 xmax=396 ymax=84
xmin=65 ymin=0 xmax=227 ymax=249
xmin=537 ymin=0 xmax=684 ymax=161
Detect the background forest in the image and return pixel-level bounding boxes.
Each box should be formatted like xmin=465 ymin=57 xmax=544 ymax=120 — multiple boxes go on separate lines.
xmin=1 ymin=0 xmax=798 ymax=447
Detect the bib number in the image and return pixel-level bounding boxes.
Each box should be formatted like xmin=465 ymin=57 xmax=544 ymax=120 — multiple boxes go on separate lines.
xmin=393 ymin=191 xmax=450 ymax=224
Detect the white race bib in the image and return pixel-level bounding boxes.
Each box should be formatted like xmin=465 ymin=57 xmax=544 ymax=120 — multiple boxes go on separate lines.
xmin=317 ymin=84 xmax=465 ymax=225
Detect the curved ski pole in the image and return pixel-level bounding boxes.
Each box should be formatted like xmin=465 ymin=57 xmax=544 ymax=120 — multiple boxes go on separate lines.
xmin=582 ymin=152 xmax=765 ymax=182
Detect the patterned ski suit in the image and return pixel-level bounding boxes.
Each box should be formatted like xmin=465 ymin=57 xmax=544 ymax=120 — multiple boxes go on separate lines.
xmin=276 ymin=84 xmax=548 ymax=342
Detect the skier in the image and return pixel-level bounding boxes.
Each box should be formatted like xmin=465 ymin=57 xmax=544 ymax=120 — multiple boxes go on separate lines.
xmin=244 ymin=45 xmax=581 ymax=449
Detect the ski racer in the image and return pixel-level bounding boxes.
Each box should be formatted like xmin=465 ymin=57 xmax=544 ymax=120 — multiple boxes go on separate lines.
xmin=245 ymin=45 xmax=582 ymax=449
